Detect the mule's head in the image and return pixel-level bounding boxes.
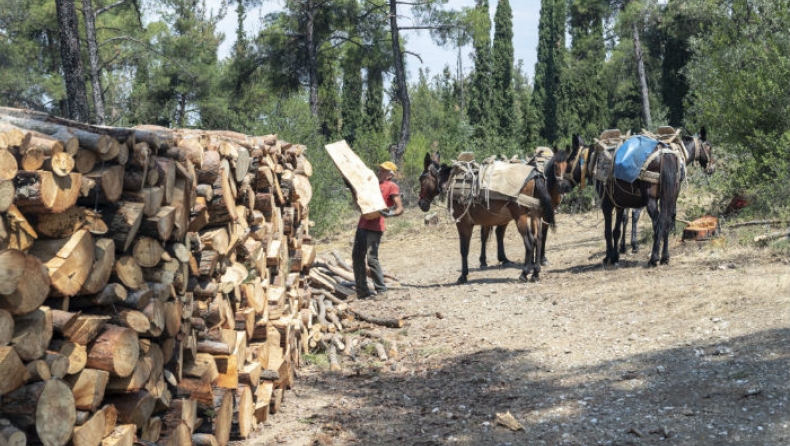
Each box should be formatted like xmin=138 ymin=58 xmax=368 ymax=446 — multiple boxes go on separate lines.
xmin=565 ymin=135 xmax=592 ymax=189
xmin=418 ymin=152 xmax=444 ymax=212
xmin=685 ymin=127 xmax=715 ymax=174
xmin=551 ymin=148 xmax=573 ymax=194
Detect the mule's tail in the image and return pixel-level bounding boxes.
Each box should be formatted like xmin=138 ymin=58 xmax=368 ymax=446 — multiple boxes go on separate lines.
xmin=659 ymin=152 xmax=680 ymax=235
xmin=536 ymin=176 xmax=556 ymax=228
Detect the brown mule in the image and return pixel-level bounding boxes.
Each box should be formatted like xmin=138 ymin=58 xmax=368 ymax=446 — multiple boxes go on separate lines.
xmin=418 ymin=153 xmax=556 ymax=284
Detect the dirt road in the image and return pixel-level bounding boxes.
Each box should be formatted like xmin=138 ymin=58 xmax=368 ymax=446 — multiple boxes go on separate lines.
xmin=242 ymin=208 xmax=789 ymax=446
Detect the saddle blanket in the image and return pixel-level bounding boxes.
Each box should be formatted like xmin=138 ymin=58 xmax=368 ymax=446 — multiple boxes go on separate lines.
xmin=613 ymin=135 xmax=660 ymax=183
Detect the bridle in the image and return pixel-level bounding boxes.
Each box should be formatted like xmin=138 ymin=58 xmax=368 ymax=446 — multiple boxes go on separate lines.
xmin=419 ymin=162 xmax=443 ymax=202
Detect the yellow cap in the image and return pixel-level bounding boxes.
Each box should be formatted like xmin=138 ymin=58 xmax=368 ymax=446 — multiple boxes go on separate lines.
xmin=379 ymin=161 xmax=397 ymax=172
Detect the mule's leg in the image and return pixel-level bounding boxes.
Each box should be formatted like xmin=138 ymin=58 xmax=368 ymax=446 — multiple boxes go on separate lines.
xmin=645 ymin=198 xmax=661 ymax=267
xmin=514 ymin=213 xmax=536 ymax=283
xmin=601 ymin=199 xmax=617 ymax=266
xmin=630 ymin=208 xmax=642 ymax=253
xmin=479 ymin=226 xmax=490 ymax=268
xmin=457 ymin=223 xmax=473 ymax=284
xmin=612 ymin=208 xmax=624 ymax=265
xmin=540 ymin=221 xmax=550 ymax=266
xmin=619 ymin=209 xmax=629 ymax=254
xmin=495 ymin=224 xmax=512 ymax=265
xmin=531 ymin=217 xmax=542 ymax=282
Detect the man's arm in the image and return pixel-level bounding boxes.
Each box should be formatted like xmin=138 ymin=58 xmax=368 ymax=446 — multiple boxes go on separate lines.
xmin=389 ymin=194 xmax=404 ymax=217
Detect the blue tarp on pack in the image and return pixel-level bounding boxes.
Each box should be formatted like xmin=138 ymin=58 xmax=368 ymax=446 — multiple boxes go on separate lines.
xmin=613 ymin=135 xmax=660 ymax=183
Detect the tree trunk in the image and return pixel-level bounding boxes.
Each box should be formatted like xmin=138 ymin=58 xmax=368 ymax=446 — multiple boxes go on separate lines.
xmin=306 ymin=0 xmax=318 ymax=117
xmin=389 ymin=0 xmax=410 ymax=165
xmin=55 ymin=0 xmax=90 ymax=122
xmin=632 ymin=21 xmax=651 ymax=129
xmin=81 ymin=0 xmax=105 ymax=125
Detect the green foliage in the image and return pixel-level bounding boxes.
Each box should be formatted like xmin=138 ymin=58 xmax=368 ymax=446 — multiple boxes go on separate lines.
xmin=532 ymin=0 xmax=567 ymax=145
xmin=684 ymin=0 xmax=790 ymax=214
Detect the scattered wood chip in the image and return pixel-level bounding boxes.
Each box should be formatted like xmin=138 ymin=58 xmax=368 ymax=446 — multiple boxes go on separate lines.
xmin=495 ymin=411 xmax=524 ymax=431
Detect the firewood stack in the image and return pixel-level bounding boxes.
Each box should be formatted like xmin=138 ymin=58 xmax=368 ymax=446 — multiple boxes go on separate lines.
xmin=0 ymin=107 xmax=316 ymax=446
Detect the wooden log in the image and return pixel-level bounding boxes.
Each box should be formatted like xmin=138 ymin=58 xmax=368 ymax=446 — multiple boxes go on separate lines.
xmin=2 ymin=205 xmax=37 ymax=251
xmin=103 ymin=202 xmax=145 ymax=253
xmin=0 ymin=418 xmax=26 ymax=446
xmin=234 ymin=383 xmax=254 ymax=439
xmin=154 ymin=157 xmax=176 ymax=205
xmin=0 ymin=249 xmax=26 ymax=295
xmin=110 ymin=309 xmax=151 ymax=334
xmin=11 ymin=306 xmax=52 ymax=361
xmin=78 ymin=238 xmax=116 ymax=295
xmin=14 ymin=170 xmax=81 ymax=213
xmin=44 ymin=351 xmax=70 ymax=379
xmin=0 ymin=379 xmax=76 ymax=446
xmin=72 ymin=407 xmax=107 ymax=446
xmin=0 ymin=149 xmax=18 ymax=181
xmin=77 ymin=165 xmax=124 ymax=206
xmin=140 ymin=416 xmax=162 ymax=443
xmin=35 ymin=206 xmax=107 ymax=239
xmin=139 ymin=206 xmax=175 ymax=242
xmin=174 ymin=376 xmax=214 ymax=407
xmin=123 ymin=186 xmax=163 ymax=217
xmin=161 ymin=399 xmax=197 ymax=441
xmin=49 ymin=339 xmax=87 ymax=374
xmin=114 ymin=255 xmax=144 ymax=290
xmin=28 ymin=229 xmax=94 ymax=296
xmin=101 ymin=424 xmax=135 ymax=446
xmin=25 ymin=359 xmax=51 ymax=382
xmin=0 ymin=252 xmax=50 ymax=316
xmin=65 ymin=368 xmax=109 ymax=411
xmin=86 ymin=324 xmax=140 ymax=378
xmin=56 ymin=311 xmax=110 ymax=345
xmin=0 ymin=180 xmax=14 ymax=213
xmin=0 ymin=309 xmax=12 ymax=346
xmin=132 ymin=236 xmax=164 ymax=268
xmin=183 ymin=352 xmax=219 ymax=383
xmin=74 ymin=148 xmax=97 ymax=174
xmin=196 ymin=150 xmax=220 ymax=185
xmin=104 ymin=390 xmax=156 ymax=427
xmin=19 ymin=146 xmax=44 ymax=171
xmin=0 ymin=346 xmax=27 ymax=396
xmin=42 ymin=152 xmax=75 ymax=177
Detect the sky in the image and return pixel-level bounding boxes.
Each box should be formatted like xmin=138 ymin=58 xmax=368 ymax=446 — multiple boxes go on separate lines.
xmin=208 ymin=0 xmax=541 ymax=82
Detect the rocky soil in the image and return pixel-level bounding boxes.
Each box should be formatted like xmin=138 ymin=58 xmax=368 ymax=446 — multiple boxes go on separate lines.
xmin=240 ymin=207 xmax=789 ymax=446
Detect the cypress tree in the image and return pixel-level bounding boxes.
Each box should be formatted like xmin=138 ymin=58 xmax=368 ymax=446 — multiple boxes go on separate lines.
xmin=341 ymin=44 xmax=364 ymax=145
xmin=491 ymin=0 xmax=514 ymax=137
xmin=532 ymin=0 xmax=566 ymax=145
xmin=467 ymin=0 xmax=493 ymax=148
xmin=565 ymin=0 xmax=608 ymax=138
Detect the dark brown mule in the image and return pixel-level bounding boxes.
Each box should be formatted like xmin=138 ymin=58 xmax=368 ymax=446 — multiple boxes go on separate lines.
xmin=418 ymin=153 xmax=556 ymax=283
xmin=535 ymin=150 xmax=572 ymax=265
xmin=566 ymin=136 xmax=684 ymax=267
xmin=597 ymin=128 xmax=714 ymax=254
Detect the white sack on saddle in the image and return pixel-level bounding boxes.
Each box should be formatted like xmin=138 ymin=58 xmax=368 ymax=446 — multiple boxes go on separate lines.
xmin=479 ymin=161 xmax=534 ymax=198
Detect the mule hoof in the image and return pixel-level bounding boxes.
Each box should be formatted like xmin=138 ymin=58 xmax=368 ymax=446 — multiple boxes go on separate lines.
xmin=648 ymin=259 xmax=659 ymax=267
xmin=502 ymin=260 xmax=516 ymax=267
xmin=540 ymin=258 xmax=549 ymax=266
xmin=632 ymin=247 xmax=640 ymax=254
xmin=456 ymin=275 xmax=468 ymax=284
xmin=530 ymin=274 xmax=540 ymax=283
xmin=660 ymin=257 xmax=670 ymax=265
xmin=619 ymin=247 xmax=627 ymax=254
xmin=518 ymin=273 xmax=529 ymax=283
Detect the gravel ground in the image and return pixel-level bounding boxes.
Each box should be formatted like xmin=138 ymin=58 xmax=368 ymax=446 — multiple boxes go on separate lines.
xmin=240 ymin=207 xmax=790 ymax=446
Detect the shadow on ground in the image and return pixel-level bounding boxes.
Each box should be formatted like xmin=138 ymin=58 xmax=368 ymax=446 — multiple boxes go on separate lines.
xmin=290 ymin=327 xmax=789 ymax=445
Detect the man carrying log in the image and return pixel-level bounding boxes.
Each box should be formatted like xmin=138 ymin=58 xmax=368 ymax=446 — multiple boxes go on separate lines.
xmin=352 ymin=161 xmax=403 ymax=299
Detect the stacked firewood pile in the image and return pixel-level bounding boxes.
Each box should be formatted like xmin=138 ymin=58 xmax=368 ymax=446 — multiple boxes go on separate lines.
xmin=0 ymin=107 xmax=316 ymax=446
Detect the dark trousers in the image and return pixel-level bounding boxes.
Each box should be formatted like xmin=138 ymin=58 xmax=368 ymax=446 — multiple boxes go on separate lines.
xmin=352 ymin=228 xmax=387 ymax=296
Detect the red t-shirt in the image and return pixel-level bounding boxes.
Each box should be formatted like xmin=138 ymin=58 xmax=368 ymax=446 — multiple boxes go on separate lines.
xmin=358 ymin=180 xmax=400 ymax=232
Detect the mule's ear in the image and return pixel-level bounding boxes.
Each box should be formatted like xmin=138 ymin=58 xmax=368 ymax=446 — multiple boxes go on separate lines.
xmin=424 ymin=153 xmax=432 ymax=170
xmin=433 ymin=152 xmax=441 ymax=164
xmin=572 ymin=134 xmax=580 ymax=150
xmin=700 ymin=127 xmax=707 ymax=141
